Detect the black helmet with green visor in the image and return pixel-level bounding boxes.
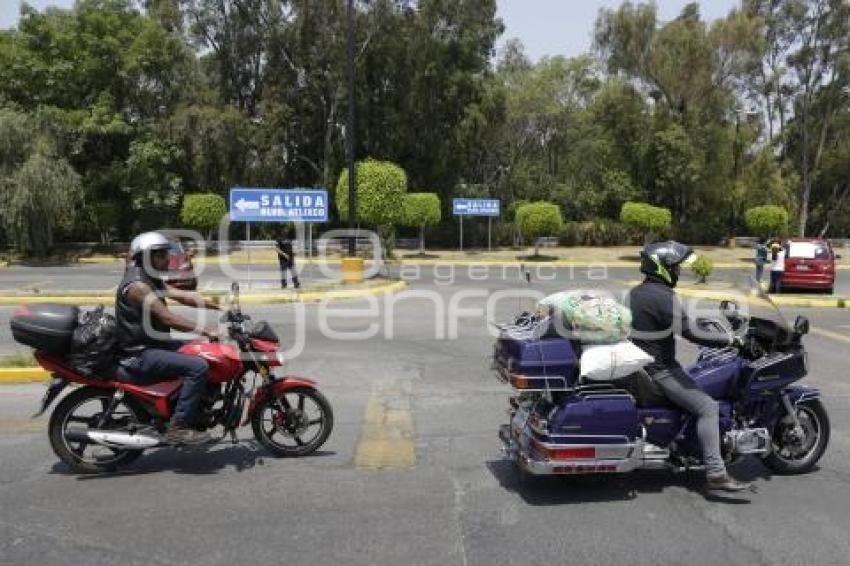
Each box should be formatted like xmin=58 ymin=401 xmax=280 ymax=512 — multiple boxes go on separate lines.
xmin=640 ymin=240 xmax=696 ymax=287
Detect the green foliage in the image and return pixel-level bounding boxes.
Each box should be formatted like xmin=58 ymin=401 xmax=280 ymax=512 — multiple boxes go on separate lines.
xmin=402 ymin=193 xmax=441 ymax=228
xmin=560 ymin=219 xmax=638 ymax=247
xmin=744 ymin=205 xmax=789 ymax=237
xmin=181 ymin=193 xmax=227 ymax=238
xmin=1 ymin=0 xmax=850 ymax=249
xmin=402 ymin=192 xmax=441 ymax=252
xmin=690 ymin=255 xmax=714 ymax=283
xmin=336 ymin=160 xmax=408 ymax=227
xmin=1 ymin=149 xmax=83 ymax=256
xmin=516 ymin=202 xmax=563 ymax=254
xmin=620 ymin=202 xmax=672 ymax=237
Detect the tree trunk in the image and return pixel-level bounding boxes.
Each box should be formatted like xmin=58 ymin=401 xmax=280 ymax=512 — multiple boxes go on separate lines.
xmin=419 ymin=225 xmax=425 ymax=254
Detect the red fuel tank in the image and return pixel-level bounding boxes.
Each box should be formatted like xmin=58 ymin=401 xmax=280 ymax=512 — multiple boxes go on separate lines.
xmin=179 ymin=341 xmax=244 ymax=383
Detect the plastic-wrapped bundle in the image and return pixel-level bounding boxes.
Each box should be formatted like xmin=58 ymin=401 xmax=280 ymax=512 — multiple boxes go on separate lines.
xmin=538 ymin=290 xmax=632 ymax=344
xmin=67 ymin=305 xmax=118 ymax=378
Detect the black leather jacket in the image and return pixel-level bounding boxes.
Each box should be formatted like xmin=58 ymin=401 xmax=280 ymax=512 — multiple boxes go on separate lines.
xmin=628 ymin=276 xmax=731 ymax=370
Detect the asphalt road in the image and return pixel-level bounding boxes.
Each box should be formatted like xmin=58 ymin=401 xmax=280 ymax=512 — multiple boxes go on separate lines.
xmin=1 ymin=266 xmax=850 ymax=565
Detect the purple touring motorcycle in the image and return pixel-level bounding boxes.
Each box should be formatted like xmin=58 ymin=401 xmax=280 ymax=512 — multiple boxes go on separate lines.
xmin=494 ymin=280 xmax=829 ymax=479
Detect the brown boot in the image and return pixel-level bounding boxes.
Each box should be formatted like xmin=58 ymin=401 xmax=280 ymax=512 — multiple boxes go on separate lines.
xmin=706 ymin=473 xmax=753 ymax=493
xmin=165 ymin=422 xmax=211 ymax=445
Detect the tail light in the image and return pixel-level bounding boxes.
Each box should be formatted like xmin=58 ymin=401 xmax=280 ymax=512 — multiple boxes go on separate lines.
xmin=533 ymin=439 xmax=596 ymax=460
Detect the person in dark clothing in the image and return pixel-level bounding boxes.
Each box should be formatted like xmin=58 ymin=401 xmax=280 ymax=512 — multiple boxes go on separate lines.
xmin=116 ymin=232 xmax=222 ymax=445
xmin=754 ymin=238 xmax=768 ymax=283
xmin=275 ymin=228 xmax=300 ymax=289
xmin=628 ymin=241 xmax=751 ymax=493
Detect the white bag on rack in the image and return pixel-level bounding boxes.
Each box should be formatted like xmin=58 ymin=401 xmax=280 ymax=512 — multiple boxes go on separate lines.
xmin=580 ymin=341 xmax=654 ymax=382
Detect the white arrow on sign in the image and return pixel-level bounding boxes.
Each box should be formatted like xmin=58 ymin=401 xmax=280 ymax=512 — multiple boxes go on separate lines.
xmin=235 ymin=198 xmax=261 ymax=212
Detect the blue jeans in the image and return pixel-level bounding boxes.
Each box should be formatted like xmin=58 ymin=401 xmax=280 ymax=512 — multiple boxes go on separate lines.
xmin=120 ymin=341 xmax=209 ymax=425
xmin=755 ymin=263 xmax=764 ymax=282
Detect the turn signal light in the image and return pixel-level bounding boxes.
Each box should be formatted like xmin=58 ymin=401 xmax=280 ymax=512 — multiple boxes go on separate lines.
xmin=509 ymin=374 xmax=531 ymax=389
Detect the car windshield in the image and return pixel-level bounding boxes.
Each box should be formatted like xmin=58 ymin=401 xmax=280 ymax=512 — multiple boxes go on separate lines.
xmin=788 ymin=241 xmax=830 ymax=260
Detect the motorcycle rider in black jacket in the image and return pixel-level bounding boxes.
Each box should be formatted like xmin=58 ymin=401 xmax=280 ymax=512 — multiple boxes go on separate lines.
xmin=628 ymin=241 xmax=751 ymax=493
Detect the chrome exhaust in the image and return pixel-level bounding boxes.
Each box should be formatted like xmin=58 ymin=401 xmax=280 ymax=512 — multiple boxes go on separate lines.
xmin=66 ymin=429 xmax=163 ymax=449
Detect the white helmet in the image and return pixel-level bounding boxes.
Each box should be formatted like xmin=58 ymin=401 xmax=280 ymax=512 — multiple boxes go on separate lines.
xmin=129 ymin=231 xmax=170 ymax=259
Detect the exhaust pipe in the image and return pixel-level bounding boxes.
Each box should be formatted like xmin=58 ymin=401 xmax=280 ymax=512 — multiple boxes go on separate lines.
xmin=65 ymin=429 xmax=163 ymax=449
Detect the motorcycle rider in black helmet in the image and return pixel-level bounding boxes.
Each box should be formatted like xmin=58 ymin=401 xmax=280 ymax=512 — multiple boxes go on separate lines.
xmin=628 ymin=241 xmax=751 ymax=492
xmin=116 ymin=232 xmax=222 ymax=445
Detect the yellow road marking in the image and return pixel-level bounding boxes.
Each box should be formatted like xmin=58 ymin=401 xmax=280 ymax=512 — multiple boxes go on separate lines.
xmin=811 ymin=327 xmax=850 ymax=345
xmin=354 ymin=380 xmax=416 ymax=470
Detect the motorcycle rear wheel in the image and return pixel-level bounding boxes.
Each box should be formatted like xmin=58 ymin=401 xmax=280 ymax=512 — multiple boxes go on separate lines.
xmin=48 ymin=386 xmax=145 ymax=474
xmin=251 ymin=386 xmax=333 ymax=457
xmin=764 ymin=399 xmax=829 ymax=475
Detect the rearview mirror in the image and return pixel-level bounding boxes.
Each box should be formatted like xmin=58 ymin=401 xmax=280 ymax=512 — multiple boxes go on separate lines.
xmin=794 ymin=315 xmax=810 ymax=336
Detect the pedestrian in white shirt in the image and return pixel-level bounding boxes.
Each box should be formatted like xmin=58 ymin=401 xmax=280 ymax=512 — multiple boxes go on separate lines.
xmin=769 ymin=240 xmax=785 ymax=294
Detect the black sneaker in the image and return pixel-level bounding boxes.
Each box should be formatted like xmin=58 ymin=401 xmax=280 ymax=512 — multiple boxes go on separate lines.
xmin=706 ymin=474 xmax=753 ymax=493
xmin=165 ymin=423 xmax=211 ymax=445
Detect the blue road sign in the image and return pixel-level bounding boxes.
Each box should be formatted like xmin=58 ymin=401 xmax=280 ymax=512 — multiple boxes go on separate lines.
xmin=229 ymin=188 xmax=329 ymax=222
xmin=452 ymin=198 xmax=500 ymax=217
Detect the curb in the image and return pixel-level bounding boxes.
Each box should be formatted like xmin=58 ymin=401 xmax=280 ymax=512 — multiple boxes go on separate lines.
xmin=0 ymin=367 xmax=50 ymax=383
xmin=0 ymin=280 xmax=408 ymax=306
xmin=675 ymin=287 xmax=846 ymax=308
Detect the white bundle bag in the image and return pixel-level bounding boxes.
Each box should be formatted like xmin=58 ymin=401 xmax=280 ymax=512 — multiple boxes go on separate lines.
xmin=580 ymin=341 xmax=654 ymax=382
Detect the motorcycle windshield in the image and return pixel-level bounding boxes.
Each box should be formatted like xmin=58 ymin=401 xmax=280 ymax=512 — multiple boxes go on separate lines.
xmin=731 ymin=275 xmax=792 ymax=334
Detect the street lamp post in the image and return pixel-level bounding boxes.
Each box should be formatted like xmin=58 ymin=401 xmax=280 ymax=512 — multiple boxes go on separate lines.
xmin=346 ymin=0 xmax=356 ymax=257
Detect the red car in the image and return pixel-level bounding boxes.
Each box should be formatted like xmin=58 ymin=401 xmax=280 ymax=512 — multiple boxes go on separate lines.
xmin=782 ymin=238 xmax=839 ymax=294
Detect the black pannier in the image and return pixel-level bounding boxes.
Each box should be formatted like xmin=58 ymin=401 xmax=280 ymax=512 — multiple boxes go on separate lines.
xmin=67 ymin=306 xmax=119 ymax=378
xmin=11 ymin=303 xmax=80 ymax=354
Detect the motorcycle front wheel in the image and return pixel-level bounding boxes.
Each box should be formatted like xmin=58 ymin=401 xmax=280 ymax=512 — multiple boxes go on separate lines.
xmin=251 ymin=386 xmax=333 ymax=457
xmin=48 ymin=386 xmax=145 ymax=474
xmin=764 ymin=399 xmax=830 ymax=475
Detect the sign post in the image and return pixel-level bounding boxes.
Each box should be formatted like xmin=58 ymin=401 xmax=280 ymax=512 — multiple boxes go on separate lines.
xmin=488 ymin=217 xmax=492 ymax=251
xmin=452 ymin=198 xmax=500 ymax=252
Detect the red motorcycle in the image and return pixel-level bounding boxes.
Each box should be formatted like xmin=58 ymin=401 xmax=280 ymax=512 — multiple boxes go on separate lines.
xmin=17 ymin=283 xmax=333 ymax=473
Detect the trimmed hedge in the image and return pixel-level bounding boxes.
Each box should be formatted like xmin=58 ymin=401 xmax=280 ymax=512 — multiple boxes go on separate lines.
xmin=516 ymin=201 xmax=564 ymax=241
xmin=745 ymin=205 xmax=788 ymax=237
xmin=181 ymin=193 xmax=226 ymax=238
xmin=336 ymin=159 xmax=407 ymax=226
xmin=620 ymin=201 xmax=672 ymax=237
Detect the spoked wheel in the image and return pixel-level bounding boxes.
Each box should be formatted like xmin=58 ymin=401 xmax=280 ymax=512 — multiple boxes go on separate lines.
xmin=764 ymin=400 xmax=830 ymax=475
xmin=251 ymin=386 xmax=333 ymax=457
xmin=48 ymin=387 xmax=145 ymax=474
